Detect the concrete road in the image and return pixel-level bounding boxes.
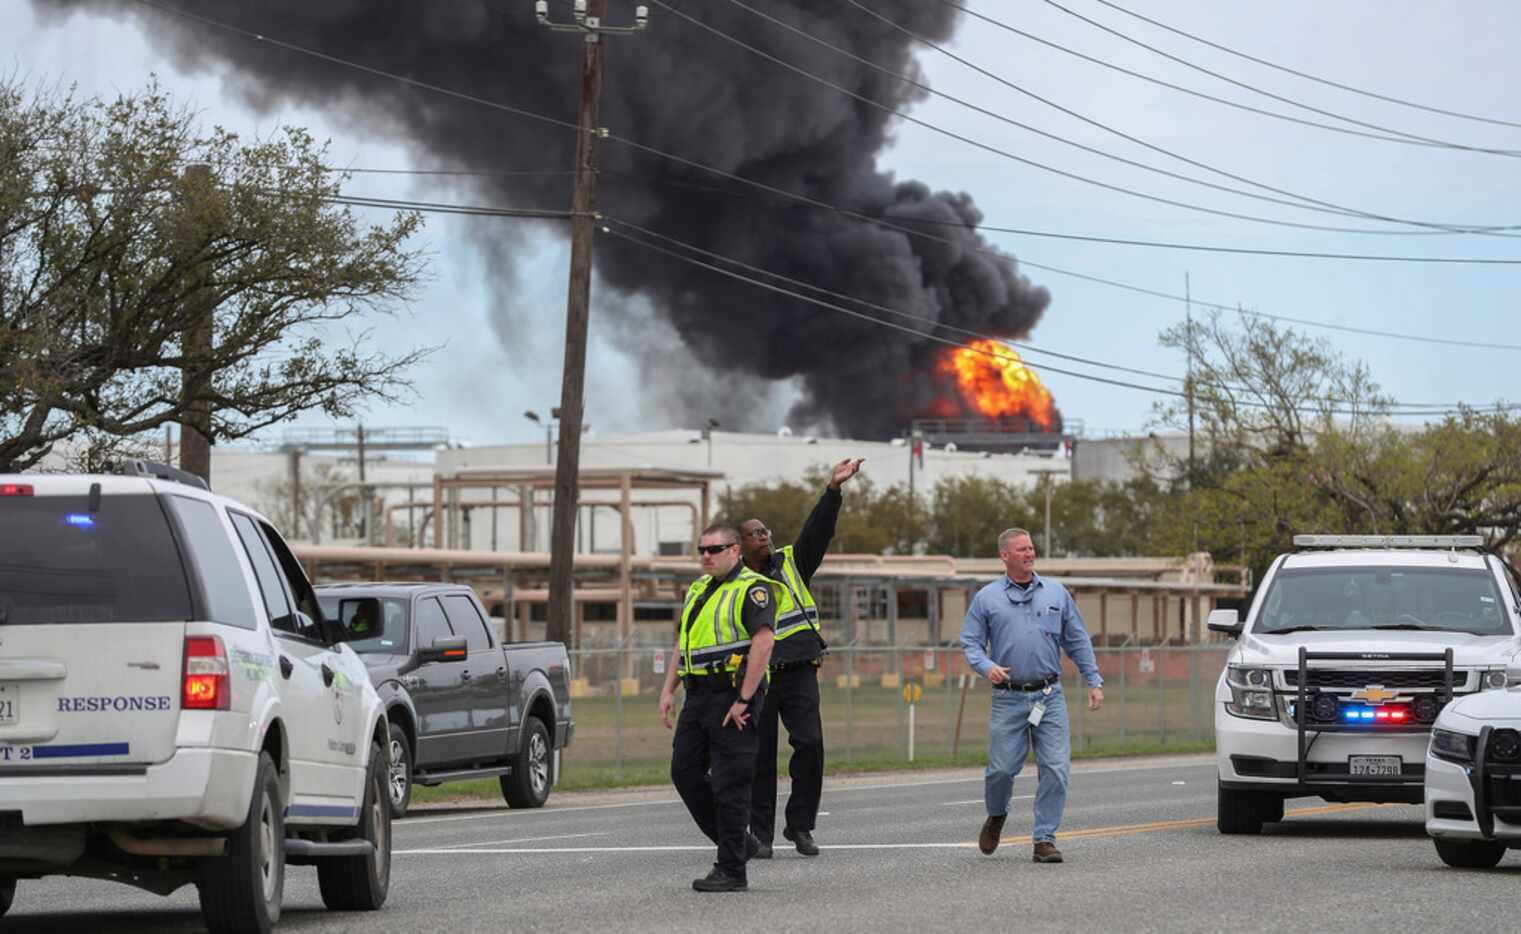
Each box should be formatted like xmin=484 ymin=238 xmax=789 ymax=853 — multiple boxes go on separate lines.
xmin=6 ymin=754 xmax=1518 ymax=932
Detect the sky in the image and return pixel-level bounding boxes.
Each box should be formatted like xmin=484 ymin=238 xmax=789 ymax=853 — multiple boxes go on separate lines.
xmin=6 ymin=0 xmax=1519 ymax=446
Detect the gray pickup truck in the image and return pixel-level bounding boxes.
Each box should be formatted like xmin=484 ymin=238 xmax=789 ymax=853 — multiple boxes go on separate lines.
xmin=315 ymin=583 xmax=573 ymax=818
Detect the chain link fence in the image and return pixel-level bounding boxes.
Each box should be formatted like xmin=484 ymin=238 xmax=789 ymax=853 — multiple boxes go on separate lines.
xmin=559 ymin=645 xmax=1230 ymax=786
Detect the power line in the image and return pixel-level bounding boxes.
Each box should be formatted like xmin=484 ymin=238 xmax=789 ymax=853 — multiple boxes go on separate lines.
xmin=599 ymin=216 xmax=1517 ymax=418
xmin=130 ymin=0 xmax=1521 ymax=351
xmin=325 ymin=193 xmax=571 ymax=220
xmin=734 ymin=0 xmax=1519 ymax=238
xmin=932 ymin=0 xmax=1521 ymax=158
xmin=1035 ymin=0 xmax=1521 ymax=157
xmin=646 ymin=0 xmax=1518 ymax=237
xmin=1091 ymin=0 xmax=1521 ymax=130
xmin=598 ymin=214 xmax=1517 ymax=414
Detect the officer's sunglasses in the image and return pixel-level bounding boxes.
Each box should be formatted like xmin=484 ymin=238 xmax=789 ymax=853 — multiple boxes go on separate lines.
xmin=697 ymin=542 xmax=737 ymax=556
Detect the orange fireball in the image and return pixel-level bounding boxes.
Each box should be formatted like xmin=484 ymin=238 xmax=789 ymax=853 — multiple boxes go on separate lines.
xmin=942 ymin=340 xmax=1055 ymax=428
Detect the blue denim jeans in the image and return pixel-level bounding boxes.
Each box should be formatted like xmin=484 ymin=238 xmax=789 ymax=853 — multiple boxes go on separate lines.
xmin=985 ymin=686 xmax=1071 ymax=844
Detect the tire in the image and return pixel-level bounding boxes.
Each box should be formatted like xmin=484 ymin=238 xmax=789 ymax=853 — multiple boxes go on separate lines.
xmin=501 ymin=717 xmax=552 ymax=809
xmin=0 ymin=877 xmax=15 ymax=918
xmin=1434 ymin=837 xmax=1507 ymax=869
xmin=1217 ymin=783 xmax=1265 ymax=835
xmin=317 ymin=742 xmax=392 ymax=911
xmin=197 ymin=751 xmax=283 ymax=934
xmin=386 ymin=721 xmax=413 ymax=820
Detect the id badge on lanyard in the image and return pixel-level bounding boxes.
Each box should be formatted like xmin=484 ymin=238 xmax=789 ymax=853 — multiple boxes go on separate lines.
xmin=1028 ymin=684 xmax=1052 ymax=726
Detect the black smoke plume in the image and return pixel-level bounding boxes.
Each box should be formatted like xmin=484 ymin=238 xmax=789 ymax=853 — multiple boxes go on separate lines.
xmin=38 ymin=0 xmax=1051 ymax=439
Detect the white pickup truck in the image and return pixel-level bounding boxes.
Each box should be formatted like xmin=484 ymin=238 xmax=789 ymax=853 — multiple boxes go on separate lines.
xmin=0 ymin=463 xmax=392 ymax=934
xmin=1210 ymin=535 xmax=1521 ymax=835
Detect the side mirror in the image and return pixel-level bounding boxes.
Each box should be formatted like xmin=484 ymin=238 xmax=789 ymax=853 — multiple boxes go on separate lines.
xmin=418 ymin=635 xmax=468 ymax=663
xmin=334 ymin=597 xmax=384 ymax=643
xmin=1206 ymin=608 xmax=1243 ymax=637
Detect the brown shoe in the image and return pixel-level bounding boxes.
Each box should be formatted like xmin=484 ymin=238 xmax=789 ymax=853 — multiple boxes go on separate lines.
xmin=1032 ymin=841 xmax=1063 ymax=863
xmin=978 ymin=814 xmax=1007 ymax=855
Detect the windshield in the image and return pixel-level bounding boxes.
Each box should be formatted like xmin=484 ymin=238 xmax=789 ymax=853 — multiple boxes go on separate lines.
xmin=1255 ymin=566 xmax=1513 ymax=636
xmin=0 ymin=493 xmax=193 ymax=624
xmin=318 ymin=595 xmax=411 ymax=654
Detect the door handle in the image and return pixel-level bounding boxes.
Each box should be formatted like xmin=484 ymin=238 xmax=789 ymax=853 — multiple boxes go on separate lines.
xmin=320 ymin=663 xmax=335 ymax=687
xmin=279 ymin=656 xmax=293 ymax=680
xmin=496 ymin=666 xmax=508 ymax=679
xmin=460 ymin=670 xmax=472 ymax=682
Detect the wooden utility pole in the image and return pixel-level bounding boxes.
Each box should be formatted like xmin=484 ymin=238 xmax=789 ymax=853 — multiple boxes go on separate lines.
xmin=179 ymin=163 xmax=215 ymax=482
xmin=538 ymin=0 xmax=648 ymax=646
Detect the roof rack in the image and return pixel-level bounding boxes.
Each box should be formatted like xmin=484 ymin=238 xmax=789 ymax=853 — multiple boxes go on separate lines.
xmin=114 ymin=459 xmax=211 ymax=492
xmin=1292 ymin=534 xmax=1484 ymax=549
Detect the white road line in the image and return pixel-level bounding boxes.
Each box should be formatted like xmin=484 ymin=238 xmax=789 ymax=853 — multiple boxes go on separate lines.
xmin=397 ymin=842 xmax=980 ymax=855
xmin=399 ymin=758 xmax=1214 ymax=829
xmin=940 ymin=795 xmax=1033 ymax=806
xmin=438 ymin=832 xmax=611 ymax=850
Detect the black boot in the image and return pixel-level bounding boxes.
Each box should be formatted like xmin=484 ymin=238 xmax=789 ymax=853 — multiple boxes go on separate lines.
xmin=692 ymin=865 xmax=748 ymax=893
xmin=783 ymin=826 xmax=819 ymax=857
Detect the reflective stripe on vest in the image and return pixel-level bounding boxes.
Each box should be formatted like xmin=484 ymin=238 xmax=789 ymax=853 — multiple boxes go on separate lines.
xmin=678 ymin=567 xmax=781 ymax=677
xmin=771 ymin=546 xmax=821 ymax=643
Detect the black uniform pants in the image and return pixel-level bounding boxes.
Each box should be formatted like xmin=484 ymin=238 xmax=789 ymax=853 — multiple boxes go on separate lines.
xmin=749 ymin=663 xmax=824 ymax=842
xmin=671 ymin=679 xmax=761 ymax=878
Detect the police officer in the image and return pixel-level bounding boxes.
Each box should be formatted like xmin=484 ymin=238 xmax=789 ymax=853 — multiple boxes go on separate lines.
xmin=961 ymin=527 xmax=1104 ymax=864
xmin=743 ymin=457 xmax=863 ymax=859
xmin=659 ymin=524 xmax=782 ymax=892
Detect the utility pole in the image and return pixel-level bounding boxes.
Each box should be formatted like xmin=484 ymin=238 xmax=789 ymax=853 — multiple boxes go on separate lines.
xmin=1185 ymin=272 xmax=1195 ymax=485
xmin=537 ymin=0 xmax=648 ymax=646
xmin=178 ymin=164 xmax=216 ymax=483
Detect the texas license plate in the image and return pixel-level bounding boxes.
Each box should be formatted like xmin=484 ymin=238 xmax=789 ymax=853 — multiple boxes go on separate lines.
xmin=1349 ymin=755 xmax=1402 ymax=777
xmin=0 ymin=684 xmax=15 ymax=726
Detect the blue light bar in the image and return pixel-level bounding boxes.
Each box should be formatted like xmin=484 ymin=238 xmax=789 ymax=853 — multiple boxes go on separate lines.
xmin=64 ymin=513 xmax=96 ymax=528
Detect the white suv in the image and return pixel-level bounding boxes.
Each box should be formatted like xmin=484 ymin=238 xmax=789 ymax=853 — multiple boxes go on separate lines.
xmin=0 ymin=463 xmax=391 ymax=933
xmin=1424 ymin=674 xmax=1521 ymax=867
xmin=1210 ymin=535 xmax=1521 ymax=835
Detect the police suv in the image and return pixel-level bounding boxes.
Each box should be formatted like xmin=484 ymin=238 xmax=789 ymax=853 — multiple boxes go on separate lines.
xmin=1424 ymin=669 xmax=1521 ymax=868
xmin=0 ymin=463 xmax=392 ymax=933
xmin=1210 ymin=535 xmax=1521 ymax=835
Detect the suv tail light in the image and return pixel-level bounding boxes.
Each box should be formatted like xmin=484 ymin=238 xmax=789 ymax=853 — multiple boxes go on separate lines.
xmin=0 ymin=484 xmax=34 ymax=496
xmin=183 ymin=635 xmax=230 ymax=710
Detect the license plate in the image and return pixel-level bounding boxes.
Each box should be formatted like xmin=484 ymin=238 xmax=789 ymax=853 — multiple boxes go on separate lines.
xmin=0 ymin=684 xmax=15 ymax=726
xmin=1349 ymin=755 xmax=1402 ymax=777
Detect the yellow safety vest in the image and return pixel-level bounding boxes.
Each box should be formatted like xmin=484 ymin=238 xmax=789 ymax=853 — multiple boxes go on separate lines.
xmin=770 ymin=545 xmax=822 ymax=643
xmin=677 ymin=567 xmax=782 ymax=677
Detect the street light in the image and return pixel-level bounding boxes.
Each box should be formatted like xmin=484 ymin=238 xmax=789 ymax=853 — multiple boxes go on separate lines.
xmin=523 ymin=408 xmax=560 ymax=465
xmin=700 ymin=417 xmax=719 ymax=468
xmin=1029 ymin=465 xmax=1067 ymax=557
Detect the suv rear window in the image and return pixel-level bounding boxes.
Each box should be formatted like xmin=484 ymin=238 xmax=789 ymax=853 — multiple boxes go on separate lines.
xmin=1256 ymin=566 xmax=1512 ymax=636
xmin=0 ymin=493 xmax=193 ymax=624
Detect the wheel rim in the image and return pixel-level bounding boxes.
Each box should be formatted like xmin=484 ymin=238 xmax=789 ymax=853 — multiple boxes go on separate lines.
xmin=370 ymin=768 xmax=389 ymax=887
xmin=388 ymin=738 xmax=408 ymax=807
xmin=528 ymin=732 xmax=549 ymax=797
xmin=257 ymin=789 xmax=277 ymax=903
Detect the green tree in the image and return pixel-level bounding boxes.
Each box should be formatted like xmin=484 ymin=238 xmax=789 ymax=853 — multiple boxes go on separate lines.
xmin=927 ymin=475 xmax=1033 ymax=557
xmin=0 ymin=79 xmax=429 ymax=471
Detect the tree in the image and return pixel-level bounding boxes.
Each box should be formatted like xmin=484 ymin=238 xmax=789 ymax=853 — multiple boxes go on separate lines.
xmin=927 ymin=475 xmax=1033 ymax=557
xmin=0 ymin=78 xmax=429 ymax=472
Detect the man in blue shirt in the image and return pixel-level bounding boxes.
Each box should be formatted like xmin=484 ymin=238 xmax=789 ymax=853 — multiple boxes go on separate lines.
xmin=960 ymin=528 xmax=1104 ymax=864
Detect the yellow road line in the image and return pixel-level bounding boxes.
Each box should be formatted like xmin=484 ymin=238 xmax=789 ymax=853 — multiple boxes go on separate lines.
xmin=996 ymin=801 xmax=1391 ymax=846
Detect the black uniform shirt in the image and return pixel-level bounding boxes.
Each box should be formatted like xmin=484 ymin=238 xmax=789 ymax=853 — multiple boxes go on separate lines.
xmin=766 ymin=486 xmax=840 ymax=665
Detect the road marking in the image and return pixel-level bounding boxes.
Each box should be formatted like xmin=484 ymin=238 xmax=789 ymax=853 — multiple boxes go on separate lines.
xmin=438 ymin=832 xmax=611 ymax=850
xmin=997 ymin=802 xmax=1388 ymax=845
xmin=940 ymin=795 xmax=1034 ymax=806
xmin=397 ymin=802 xmax=1396 ymax=856
xmin=399 ymin=758 xmax=1217 ymax=829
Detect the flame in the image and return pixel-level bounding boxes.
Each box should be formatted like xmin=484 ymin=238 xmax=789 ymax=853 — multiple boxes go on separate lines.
xmin=942 ymin=340 xmax=1055 ymax=428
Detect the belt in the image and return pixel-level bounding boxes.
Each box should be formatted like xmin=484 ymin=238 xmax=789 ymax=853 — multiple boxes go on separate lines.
xmin=770 ymin=658 xmax=821 ymax=673
xmin=682 ymin=674 xmax=734 ymax=692
xmin=994 ymin=674 xmax=1059 ymax=692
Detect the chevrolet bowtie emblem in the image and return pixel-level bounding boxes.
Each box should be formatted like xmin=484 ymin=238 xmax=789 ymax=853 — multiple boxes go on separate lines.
xmin=1350 ymin=687 xmax=1399 ymax=704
